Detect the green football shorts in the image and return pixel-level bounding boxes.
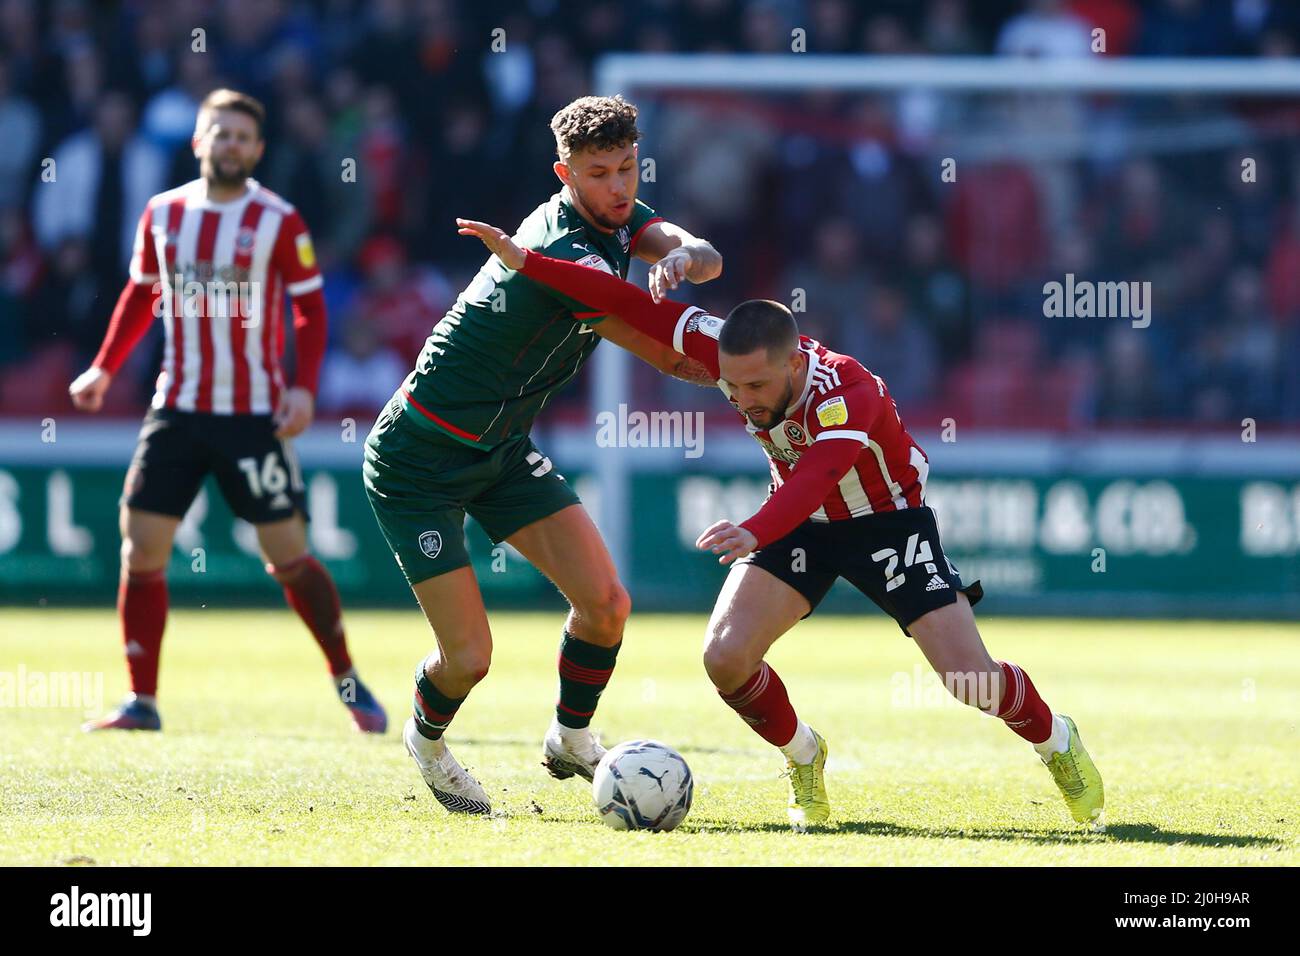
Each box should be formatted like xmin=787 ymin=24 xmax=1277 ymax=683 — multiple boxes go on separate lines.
xmin=363 ymin=397 xmax=580 ymax=585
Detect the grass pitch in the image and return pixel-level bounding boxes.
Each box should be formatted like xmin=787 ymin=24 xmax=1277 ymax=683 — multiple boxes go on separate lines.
xmin=1 ymin=608 xmax=1296 ymax=866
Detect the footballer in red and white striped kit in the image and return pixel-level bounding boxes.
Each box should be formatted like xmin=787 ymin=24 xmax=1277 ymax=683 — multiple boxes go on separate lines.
xmin=69 ymin=89 xmax=387 ymax=735
xmin=457 ymin=219 xmax=1105 ymax=832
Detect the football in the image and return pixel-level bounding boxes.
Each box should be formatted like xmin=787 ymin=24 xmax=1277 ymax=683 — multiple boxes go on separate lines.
xmin=592 ymin=740 xmax=693 ymax=831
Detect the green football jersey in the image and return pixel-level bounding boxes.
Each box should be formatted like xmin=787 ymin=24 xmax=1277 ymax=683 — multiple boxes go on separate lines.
xmin=397 ymin=190 xmax=662 ymax=449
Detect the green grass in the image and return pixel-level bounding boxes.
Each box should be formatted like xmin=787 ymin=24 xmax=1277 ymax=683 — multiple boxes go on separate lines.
xmin=1 ymin=609 xmax=1296 ymax=866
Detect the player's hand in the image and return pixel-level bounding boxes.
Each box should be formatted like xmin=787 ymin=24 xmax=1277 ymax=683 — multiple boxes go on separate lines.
xmin=456 ymin=218 xmax=526 ymax=271
xmin=649 ymin=248 xmax=692 ymax=304
xmin=695 ymin=519 xmax=758 ymax=566
xmin=68 ymin=366 xmax=112 ymax=413
xmin=274 ymin=386 xmax=314 ymax=438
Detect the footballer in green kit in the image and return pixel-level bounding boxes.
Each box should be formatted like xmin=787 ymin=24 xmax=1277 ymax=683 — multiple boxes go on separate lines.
xmin=363 ymin=95 xmax=722 ymax=814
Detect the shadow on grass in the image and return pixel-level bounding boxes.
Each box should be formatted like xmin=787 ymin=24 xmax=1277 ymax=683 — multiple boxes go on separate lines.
xmin=680 ymin=818 xmax=1283 ymax=848
xmin=454 ymin=737 xmax=768 ymax=759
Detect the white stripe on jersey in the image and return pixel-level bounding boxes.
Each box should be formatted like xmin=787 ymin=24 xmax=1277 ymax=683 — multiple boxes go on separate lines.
xmin=172 ymin=205 xmax=205 ymax=412
xmin=247 ymin=206 xmax=284 ymax=414
xmin=868 ymin=438 xmax=908 ymax=510
xmin=286 ymin=274 xmax=323 ymax=296
xmin=209 ymin=205 xmax=244 ymax=414
xmin=816 ymin=429 xmax=869 ymax=445
xmin=153 ymin=207 xmax=176 ymax=408
xmin=835 ymin=466 xmax=874 ymax=518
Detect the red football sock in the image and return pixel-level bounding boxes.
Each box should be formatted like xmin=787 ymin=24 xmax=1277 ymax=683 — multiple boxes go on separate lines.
xmin=996 ymin=660 xmax=1054 ymax=744
xmin=717 ymin=662 xmax=799 ymax=747
xmin=269 ymin=554 xmax=353 ymax=676
xmin=120 ymin=568 xmax=168 ymax=697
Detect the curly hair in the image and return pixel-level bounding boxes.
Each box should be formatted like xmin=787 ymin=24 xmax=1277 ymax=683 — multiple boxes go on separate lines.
xmin=550 ymin=95 xmax=640 ymax=161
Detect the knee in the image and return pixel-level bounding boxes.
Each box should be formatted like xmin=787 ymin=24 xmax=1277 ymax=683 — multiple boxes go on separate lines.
xmin=702 ymin=629 xmax=756 ymax=692
xmin=120 ymin=535 xmax=166 ymax=574
xmin=265 ymin=553 xmax=311 ymax=585
xmin=574 ymin=581 xmax=631 ymax=642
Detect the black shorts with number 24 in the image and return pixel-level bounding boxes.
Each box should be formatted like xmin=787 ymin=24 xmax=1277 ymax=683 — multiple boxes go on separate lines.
xmin=737 ymin=505 xmax=983 ymax=636
xmin=122 ymin=407 xmax=308 ymax=524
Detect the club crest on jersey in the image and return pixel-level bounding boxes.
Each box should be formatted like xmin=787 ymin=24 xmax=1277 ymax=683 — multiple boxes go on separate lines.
xmin=617 ymin=226 xmax=630 ymax=252
xmin=756 ymin=436 xmax=801 ymax=465
xmin=783 ymin=421 xmax=806 ymax=444
xmin=418 ymin=530 xmax=442 ymax=559
xmin=236 ymin=227 xmax=256 ymax=250
xmin=815 ymin=396 xmax=848 ymax=427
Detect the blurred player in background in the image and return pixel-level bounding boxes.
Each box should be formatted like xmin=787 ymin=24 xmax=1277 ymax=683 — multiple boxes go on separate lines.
xmin=364 ymin=95 xmax=721 ymax=814
xmin=459 ymin=219 xmax=1105 ymax=832
xmin=68 ymin=89 xmax=387 ymax=734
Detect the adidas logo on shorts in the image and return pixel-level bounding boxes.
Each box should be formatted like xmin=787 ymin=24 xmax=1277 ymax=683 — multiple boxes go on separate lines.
xmin=925 ymin=574 xmax=950 ymax=592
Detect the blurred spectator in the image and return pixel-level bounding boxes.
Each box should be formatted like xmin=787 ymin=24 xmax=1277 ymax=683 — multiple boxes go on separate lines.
xmin=997 ymin=0 xmax=1093 ymax=57
xmin=855 ymin=283 xmax=938 ymax=408
xmin=783 ymin=217 xmax=872 ymax=352
xmin=351 ymin=235 xmax=452 ymax=361
xmin=901 ymin=213 xmax=969 ymax=364
xmin=1091 ymin=326 xmax=1168 ymax=422
xmin=263 ymin=94 xmax=369 ymax=270
xmin=318 ymin=313 xmax=407 ymax=415
xmin=923 ymin=0 xmax=982 ymax=54
xmin=32 ymin=89 xmax=166 ymax=357
xmin=0 ymin=54 xmax=40 ymax=209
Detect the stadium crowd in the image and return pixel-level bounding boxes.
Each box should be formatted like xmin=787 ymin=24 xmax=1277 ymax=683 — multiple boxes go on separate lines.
xmin=2 ymin=0 xmax=1298 ymax=428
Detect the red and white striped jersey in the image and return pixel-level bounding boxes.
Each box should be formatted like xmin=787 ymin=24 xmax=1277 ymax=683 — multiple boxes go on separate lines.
xmin=674 ymin=309 xmax=930 ymax=520
xmin=129 ymin=178 xmax=324 ymax=415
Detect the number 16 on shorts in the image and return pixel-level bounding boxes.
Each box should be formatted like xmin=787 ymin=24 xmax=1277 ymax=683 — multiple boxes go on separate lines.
xmin=872 ymin=532 xmax=935 ymax=593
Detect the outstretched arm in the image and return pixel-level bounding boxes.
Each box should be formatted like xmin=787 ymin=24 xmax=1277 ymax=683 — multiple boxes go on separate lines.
xmin=696 ymin=438 xmax=864 ymax=564
xmin=457 ymin=218 xmax=721 ymax=380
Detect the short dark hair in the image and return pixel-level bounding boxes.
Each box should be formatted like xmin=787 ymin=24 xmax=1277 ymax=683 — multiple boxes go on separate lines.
xmin=197 ymin=88 xmax=266 ymax=139
xmin=719 ymin=299 xmax=799 ymax=360
xmin=550 ymin=95 xmax=640 ymax=161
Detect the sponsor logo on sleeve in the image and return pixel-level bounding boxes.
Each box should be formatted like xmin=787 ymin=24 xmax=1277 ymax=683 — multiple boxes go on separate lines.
xmin=815 ymin=395 xmax=848 ymax=427
xmin=575 ymin=252 xmax=614 ymax=274
xmin=685 ymin=312 xmax=724 ymax=340
xmin=295 ymin=233 xmax=316 ymax=269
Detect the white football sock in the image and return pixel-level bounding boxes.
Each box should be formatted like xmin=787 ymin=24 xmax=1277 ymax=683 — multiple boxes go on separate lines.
xmin=407 ymin=722 xmax=446 ymax=761
xmin=553 ymin=719 xmax=592 ymax=743
xmin=1033 ymin=714 xmax=1071 ymax=760
xmin=779 ymin=721 xmax=819 ymax=765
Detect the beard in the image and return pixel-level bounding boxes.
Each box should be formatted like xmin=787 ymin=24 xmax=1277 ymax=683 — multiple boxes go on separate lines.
xmin=744 ymin=375 xmax=795 ymax=430
xmin=203 ymin=153 xmax=253 ymax=188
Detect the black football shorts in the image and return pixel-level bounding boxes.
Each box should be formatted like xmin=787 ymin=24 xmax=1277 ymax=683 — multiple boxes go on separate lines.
xmin=122 ymin=407 xmax=308 ymax=524
xmin=737 ymin=505 xmax=983 ymax=636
